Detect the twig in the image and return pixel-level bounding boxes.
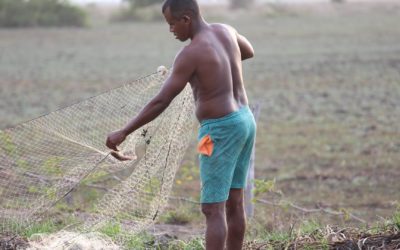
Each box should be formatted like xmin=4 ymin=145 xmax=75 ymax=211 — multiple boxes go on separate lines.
xmin=256 ymin=198 xmax=366 ymax=224
xmin=168 ymin=195 xmax=200 ymax=204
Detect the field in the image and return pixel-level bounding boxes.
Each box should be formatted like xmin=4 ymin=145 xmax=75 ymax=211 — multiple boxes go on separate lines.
xmin=1 ymin=1 xmax=400 ymax=248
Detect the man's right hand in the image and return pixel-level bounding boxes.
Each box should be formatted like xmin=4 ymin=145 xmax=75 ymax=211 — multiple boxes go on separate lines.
xmin=110 ymin=151 xmax=134 ymax=161
xmin=106 ymin=129 xmax=127 ymax=151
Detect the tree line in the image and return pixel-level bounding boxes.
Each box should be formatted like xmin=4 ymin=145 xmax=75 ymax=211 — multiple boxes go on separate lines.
xmin=0 ymin=0 xmax=346 ymax=28
xmin=0 ymin=0 xmax=87 ymax=27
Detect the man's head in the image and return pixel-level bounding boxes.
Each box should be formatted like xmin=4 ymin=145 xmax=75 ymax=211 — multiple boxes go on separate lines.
xmin=162 ymin=0 xmax=200 ymax=42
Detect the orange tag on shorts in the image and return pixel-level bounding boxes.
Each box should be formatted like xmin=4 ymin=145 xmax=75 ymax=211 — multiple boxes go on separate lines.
xmin=197 ymin=134 xmax=214 ymax=156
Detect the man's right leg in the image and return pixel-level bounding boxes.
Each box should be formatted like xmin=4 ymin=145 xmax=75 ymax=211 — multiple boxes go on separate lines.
xmin=201 ymin=202 xmax=227 ymax=250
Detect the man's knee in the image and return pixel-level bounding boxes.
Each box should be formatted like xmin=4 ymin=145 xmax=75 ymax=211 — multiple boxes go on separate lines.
xmin=226 ymin=189 xmax=244 ymax=215
xmin=201 ymin=202 xmax=225 ymax=218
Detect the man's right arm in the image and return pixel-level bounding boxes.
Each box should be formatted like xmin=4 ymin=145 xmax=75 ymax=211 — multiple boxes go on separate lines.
xmin=236 ymin=32 xmax=254 ymax=61
xmin=106 ymin=48 xmax=195 ymax=152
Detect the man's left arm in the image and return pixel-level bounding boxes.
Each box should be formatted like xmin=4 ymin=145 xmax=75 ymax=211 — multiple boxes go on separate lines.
xmin=106 ymin=49 xmax=195 ymax=152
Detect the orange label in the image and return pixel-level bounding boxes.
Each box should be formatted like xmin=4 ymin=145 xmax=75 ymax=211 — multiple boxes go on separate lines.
xmin=197 ymin=134 xmax=214 ymax=156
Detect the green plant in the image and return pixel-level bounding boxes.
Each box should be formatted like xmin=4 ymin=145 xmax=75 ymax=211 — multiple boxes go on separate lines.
xmin=0 ymin=131 xmax=16 ymax=155
xmin=23 ymin=220 xmax=60 ymax=238
xmin=160 ymin=209 xmax=192 ymax=225
xmin=55 ymin=202 xmax=75 ymax=213
xmin=41 ymin=157 xmax=64 ymax=176
xmin=16 ymin=159 xmax=29 ymax=170
xmin=111 ymin=5 xmax=163 ymax=22
xmin=124 ymin=0 xmax=160 ymax=9
xmin=82 ymin=170 xmax=109 ymax=185
xmin=0 ymin=0 xmax=87 ymax=27
xmin=183 ymin=238 xmax=205 ymax=250
xmin=28 ymin=186 xmax=40 ymax=194
xmin=123 ymin=231 xmax=155 ymax=249
xmin=167 ymin=238 xmax=205 ymax=250
xmin=99 ymin=221 xmax=121 ymax=238
xmin=392 ymin=206 xmax=400 ymax=230
xmin=45 ymin=187 xmax=57 ymax=200
xmin=298 ymin=219 xmax=321 ymax=235
xmin=82 ymin=188 xmax=100 ymax=206
xmin=253 ymin=178 xmax=275 ymax=199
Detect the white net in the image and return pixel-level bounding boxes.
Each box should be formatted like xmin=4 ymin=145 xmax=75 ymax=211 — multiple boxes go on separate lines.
xmin=0 ymin=68 xmax=195 ymax=241
xmin=27 ymin=231 xmax=119 ymax=250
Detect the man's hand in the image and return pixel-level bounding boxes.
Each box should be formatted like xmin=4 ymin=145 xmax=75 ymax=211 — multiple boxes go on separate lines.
xmin=106 ymin=129 xmax=127 ymax=151
xmin=110 ymin=151 xmax=134 ymax=161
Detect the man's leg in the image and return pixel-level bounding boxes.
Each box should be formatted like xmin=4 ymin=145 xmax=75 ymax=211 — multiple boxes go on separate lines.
xmin=201 ymin=202 xmax=227 ymax=250
xmin=226 ymin=188 xmax=246 ymax=250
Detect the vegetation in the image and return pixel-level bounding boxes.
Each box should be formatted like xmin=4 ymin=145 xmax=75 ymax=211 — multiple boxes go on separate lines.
xmin=159 ymin=209 xmax=192 ymax=225
xmin=0 ymin=0 xmax=87 ymax=27
xmin=230 ymin=0 xmax=254 ymax=9
xmin=124 ymin=0 xmax=160 ymax=9
xmin=1 ymin=1 xmax=400 ymax=249
xmin=111 ymin=0 xmax=163 ymax=22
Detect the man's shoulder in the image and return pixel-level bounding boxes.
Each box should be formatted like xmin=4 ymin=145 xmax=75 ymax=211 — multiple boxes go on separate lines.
xmin=174 ymin=45 xmax=196 ymax=63
xmin=210 ymin=23 xmax=236 ymax=33
xmin=180 ymin=39 xmax=204 ymax=56
xmin=178 ymin=44 xmax=195 ymax=55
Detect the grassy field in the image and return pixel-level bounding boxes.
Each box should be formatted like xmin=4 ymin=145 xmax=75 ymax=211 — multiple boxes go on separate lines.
xmin=1 ymin=1 xmax=400 ymax=247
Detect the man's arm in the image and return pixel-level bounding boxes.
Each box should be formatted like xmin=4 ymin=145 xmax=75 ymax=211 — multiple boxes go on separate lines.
xmin=106 ymin=49 xmax=195 ymax=151
xmin=236 ymin=32 xmax=254 ymax=61
xmin=220 ymin=24 xmax=254 ymax=61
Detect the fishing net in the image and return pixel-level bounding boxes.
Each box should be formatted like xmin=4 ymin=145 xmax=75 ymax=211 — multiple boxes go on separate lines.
xmin=27 ymin=231 xmax=119 ymax=250
xmin=0 ymin=67 xmax=195 ymax=241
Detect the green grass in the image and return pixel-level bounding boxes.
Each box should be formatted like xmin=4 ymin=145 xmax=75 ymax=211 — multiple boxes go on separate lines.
xmin=165 ymin=238 xmax=205 ymax=250
xmin=99 ymin=221 xmax=205 ymax=249
xmin=22 ymin=220 xmax=61 ymax=238
xmin=0 ymin=217 xmax=75 ymax=238
xmin=159 ymin=210 xmax=192 ymax=225
xmin=392 ymin=206 xmax=400 ymax=230
xmin=124 ymin=232 xmax=156 ymax=249
xmin=99 ymin=221 xmax=122 ymax=238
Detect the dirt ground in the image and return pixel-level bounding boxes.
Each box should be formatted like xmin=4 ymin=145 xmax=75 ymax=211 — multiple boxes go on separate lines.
xmin=0 ymin=234 xmax=28 ymax=250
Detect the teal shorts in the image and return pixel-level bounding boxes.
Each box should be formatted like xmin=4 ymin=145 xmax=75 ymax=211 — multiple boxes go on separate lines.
xmin=197 ymin=106 xmax=256 ymax=203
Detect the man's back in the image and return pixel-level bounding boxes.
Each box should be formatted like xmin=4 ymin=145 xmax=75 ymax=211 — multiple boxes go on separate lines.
xmin=185 ymin=23 xmax=249 ymax=121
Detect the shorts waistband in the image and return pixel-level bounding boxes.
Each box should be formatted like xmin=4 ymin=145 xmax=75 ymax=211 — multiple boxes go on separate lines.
xmin=200 ymin=106 xmax=250 ymax=127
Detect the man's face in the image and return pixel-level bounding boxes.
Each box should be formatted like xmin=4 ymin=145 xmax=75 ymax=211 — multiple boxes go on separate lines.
xmin=163 ymin=7 xmax=190 ymax=42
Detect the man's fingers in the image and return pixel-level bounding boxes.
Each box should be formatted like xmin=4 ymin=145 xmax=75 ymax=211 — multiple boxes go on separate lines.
xmin=110 ymin=151 xmax=133 ymax=161
xmin=106 ymin=138 xmax=118 ymax=151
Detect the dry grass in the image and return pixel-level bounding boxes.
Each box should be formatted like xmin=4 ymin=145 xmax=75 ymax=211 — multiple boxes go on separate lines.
xmin=244 ymin=224 xmax=400 ymax=250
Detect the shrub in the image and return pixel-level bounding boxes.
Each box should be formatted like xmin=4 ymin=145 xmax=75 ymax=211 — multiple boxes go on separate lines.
xmin=124 ymin=0 xmax=160 ymax=9
xmin=111 ymin=0 xmax=163 ymax=22
xmin=160 ymin=209 xmax=192 ymax=225
xmin=230 ymin=0 xmax=254 ymax=9
xmin=0 ymin=0 xmax=87 ymax=28
xmin=111 ymin=4 xmax=163 ymax=22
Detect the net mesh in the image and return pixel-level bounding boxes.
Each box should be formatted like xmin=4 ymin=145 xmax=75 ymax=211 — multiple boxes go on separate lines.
xmin=0 ymin=68 xmax=195 ymax=241
xmin=27 ymin=231 xmax=120 ymax=250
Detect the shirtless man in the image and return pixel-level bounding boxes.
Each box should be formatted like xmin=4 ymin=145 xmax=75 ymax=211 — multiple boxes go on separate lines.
xmin=106 ymin=0 xmax=255 ymax=249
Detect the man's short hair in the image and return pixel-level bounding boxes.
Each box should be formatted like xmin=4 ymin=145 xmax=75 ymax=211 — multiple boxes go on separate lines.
xmin=162 ymin=0 xmax=200 ymax=18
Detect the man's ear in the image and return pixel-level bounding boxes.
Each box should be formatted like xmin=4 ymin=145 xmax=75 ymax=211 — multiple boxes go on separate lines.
xmin=182 ymin=15 xmax=191 ymax=23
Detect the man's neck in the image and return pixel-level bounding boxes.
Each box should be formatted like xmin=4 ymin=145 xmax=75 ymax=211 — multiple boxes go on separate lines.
xmin=190 ymin=17 xmax=208 ymax=40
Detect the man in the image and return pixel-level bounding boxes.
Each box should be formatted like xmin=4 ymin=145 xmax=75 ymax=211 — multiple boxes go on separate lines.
xmin=106 ymin=0 xmax=255 ymax=249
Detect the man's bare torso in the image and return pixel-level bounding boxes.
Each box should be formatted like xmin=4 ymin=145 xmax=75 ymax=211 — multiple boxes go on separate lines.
xmin=182 ymin=24 xmax=249 ymax=122
xmin=106 ymin=5 xmax=254 ymax=161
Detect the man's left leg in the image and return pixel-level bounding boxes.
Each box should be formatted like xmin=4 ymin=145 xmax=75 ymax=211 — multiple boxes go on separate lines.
xmin=226 ymin=188 xmax=246 ymax=250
